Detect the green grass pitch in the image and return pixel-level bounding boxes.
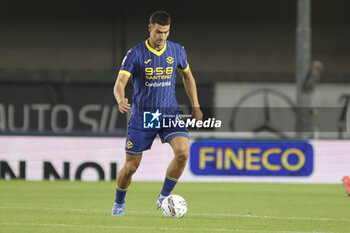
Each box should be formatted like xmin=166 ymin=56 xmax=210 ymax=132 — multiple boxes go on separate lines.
xmin=0 ymin=180 xmax=349 ymax=233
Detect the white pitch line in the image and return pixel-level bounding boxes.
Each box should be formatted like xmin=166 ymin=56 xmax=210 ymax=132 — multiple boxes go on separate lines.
xmin=188 ymin=212 xmax=350 ymax=223
xmin=0 ymin=206 xmax=350 ymax=223
xmin=0 ymin=222 xmax=336 ymax=233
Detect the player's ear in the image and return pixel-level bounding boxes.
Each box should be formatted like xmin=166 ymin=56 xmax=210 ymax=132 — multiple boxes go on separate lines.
xmin=148 ymin=24 xmax=152 ymax=33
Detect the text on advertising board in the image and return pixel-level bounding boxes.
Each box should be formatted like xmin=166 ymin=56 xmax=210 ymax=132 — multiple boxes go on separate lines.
xmin=190 ymin=140 xmax=313 ymax=176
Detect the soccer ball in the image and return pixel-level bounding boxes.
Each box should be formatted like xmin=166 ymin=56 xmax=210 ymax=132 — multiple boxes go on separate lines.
xmin=161 ymin=194 xmax=187 ymax=218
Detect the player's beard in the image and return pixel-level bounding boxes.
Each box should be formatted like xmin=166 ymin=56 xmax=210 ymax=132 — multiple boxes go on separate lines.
xmin=156 ymin=39 xmax=164 ymax=48
xmin=149 ymin=36 xmax=165 ymax=50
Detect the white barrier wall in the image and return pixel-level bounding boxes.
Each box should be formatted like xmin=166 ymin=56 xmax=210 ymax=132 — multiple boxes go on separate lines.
xmin=0 ymin=136 xmax=349 ymax=184
xmin=214 ymin=82 xmax=350 ymax=139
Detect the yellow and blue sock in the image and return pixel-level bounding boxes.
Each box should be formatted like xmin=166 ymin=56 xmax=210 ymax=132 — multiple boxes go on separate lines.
xmin=115 ymin=187 xmax=128 ymax=204
xmin=160 ymin=176 xmax=178 ymax=197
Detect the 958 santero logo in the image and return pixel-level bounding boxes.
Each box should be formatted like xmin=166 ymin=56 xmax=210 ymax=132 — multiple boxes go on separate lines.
xmin=145 ymin=67 xmax=173 ymax=80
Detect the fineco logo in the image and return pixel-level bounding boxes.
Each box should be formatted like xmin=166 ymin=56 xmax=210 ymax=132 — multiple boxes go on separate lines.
xmin=190 ymin=140 xmax=314 ymax=177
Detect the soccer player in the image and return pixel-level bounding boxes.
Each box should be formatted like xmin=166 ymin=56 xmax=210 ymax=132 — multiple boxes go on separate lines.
xmin=111 ymin=10 xmax=203 ymax=216
xmin=343 ymin=176 xmax=350 ymax=196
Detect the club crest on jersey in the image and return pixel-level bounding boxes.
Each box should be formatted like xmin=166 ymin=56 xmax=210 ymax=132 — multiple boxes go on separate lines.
xmin=166 ymin=56 xmax=174 ymax=64
xmin=143 ymin=109 xmax=162 ymax=129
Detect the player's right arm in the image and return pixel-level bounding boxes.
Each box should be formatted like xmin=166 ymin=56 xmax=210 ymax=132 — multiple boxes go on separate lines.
xmin=114 ymin=73 xmax=131 ymax=114
xmin=114 ymin=49 xmax=137 ymax=114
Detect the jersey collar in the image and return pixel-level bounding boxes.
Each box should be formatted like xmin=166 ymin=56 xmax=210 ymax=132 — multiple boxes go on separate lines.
xmin=145 ymin=39 xmax=167 ymax=56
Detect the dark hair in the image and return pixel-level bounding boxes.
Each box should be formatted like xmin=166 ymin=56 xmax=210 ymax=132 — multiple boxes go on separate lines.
xmin=149 ymin=10 xmax=171 ymax=26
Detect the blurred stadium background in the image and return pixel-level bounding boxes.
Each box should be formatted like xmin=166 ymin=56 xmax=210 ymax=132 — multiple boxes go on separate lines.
xmin=1 ymin=0 xmax=350 ymax=137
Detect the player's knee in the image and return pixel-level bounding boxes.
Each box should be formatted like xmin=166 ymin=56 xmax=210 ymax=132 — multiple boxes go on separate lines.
xmin=174 ymin=149 xmax=189 ymax=164
xmin=125 ymin=164 xmax=137 ymax=175
xmin=125 ymin=160 xmax=140 ymax=175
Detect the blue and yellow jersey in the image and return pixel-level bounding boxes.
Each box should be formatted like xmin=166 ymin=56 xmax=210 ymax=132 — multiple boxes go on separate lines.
xmin=119 ymin=40 xmax=189 ymax=120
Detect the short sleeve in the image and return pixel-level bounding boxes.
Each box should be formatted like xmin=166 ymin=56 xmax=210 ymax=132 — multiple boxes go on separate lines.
xmin=119 ymin=49 xmax=137 ymax=77
xmin=177 ymin=46 xmax=189 ymax=72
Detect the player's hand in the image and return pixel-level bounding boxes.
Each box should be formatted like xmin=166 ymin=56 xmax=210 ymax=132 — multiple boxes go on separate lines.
xmin=192 ymin=107 xmax=203 ymax=121
xmin=118 ymin=98 xmax=131 ymax=114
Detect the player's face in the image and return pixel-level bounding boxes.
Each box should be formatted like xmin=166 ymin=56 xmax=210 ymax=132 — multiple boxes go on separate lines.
xmin=149 ymin=23 xmax=170 ymax=49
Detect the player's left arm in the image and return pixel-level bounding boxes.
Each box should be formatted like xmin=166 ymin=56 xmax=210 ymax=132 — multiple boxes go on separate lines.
xmin=182 ymin=66 xmax=203 ymax=121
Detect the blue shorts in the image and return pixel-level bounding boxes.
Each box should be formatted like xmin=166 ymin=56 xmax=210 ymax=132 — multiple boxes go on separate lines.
xmin=124 ymin=126 xmax=189 ymax=155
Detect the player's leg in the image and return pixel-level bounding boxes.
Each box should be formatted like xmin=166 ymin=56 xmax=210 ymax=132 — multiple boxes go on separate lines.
xmin=343 ymin=176 xmax=350 ymax=196
xmin=112 ymin=126 xmax=157 ymax=216
xmin=117 ymin=153 xmax=142 ymax=189
xmin=112 ymin=153 xmax=142 ymax=216
xmin=116 ymin=153 xmax=142 ymax=200
xmin=157 ymin=135 xmax=190 ymax=209
xmin=166 ymin=136 xmax=190 ymax=179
